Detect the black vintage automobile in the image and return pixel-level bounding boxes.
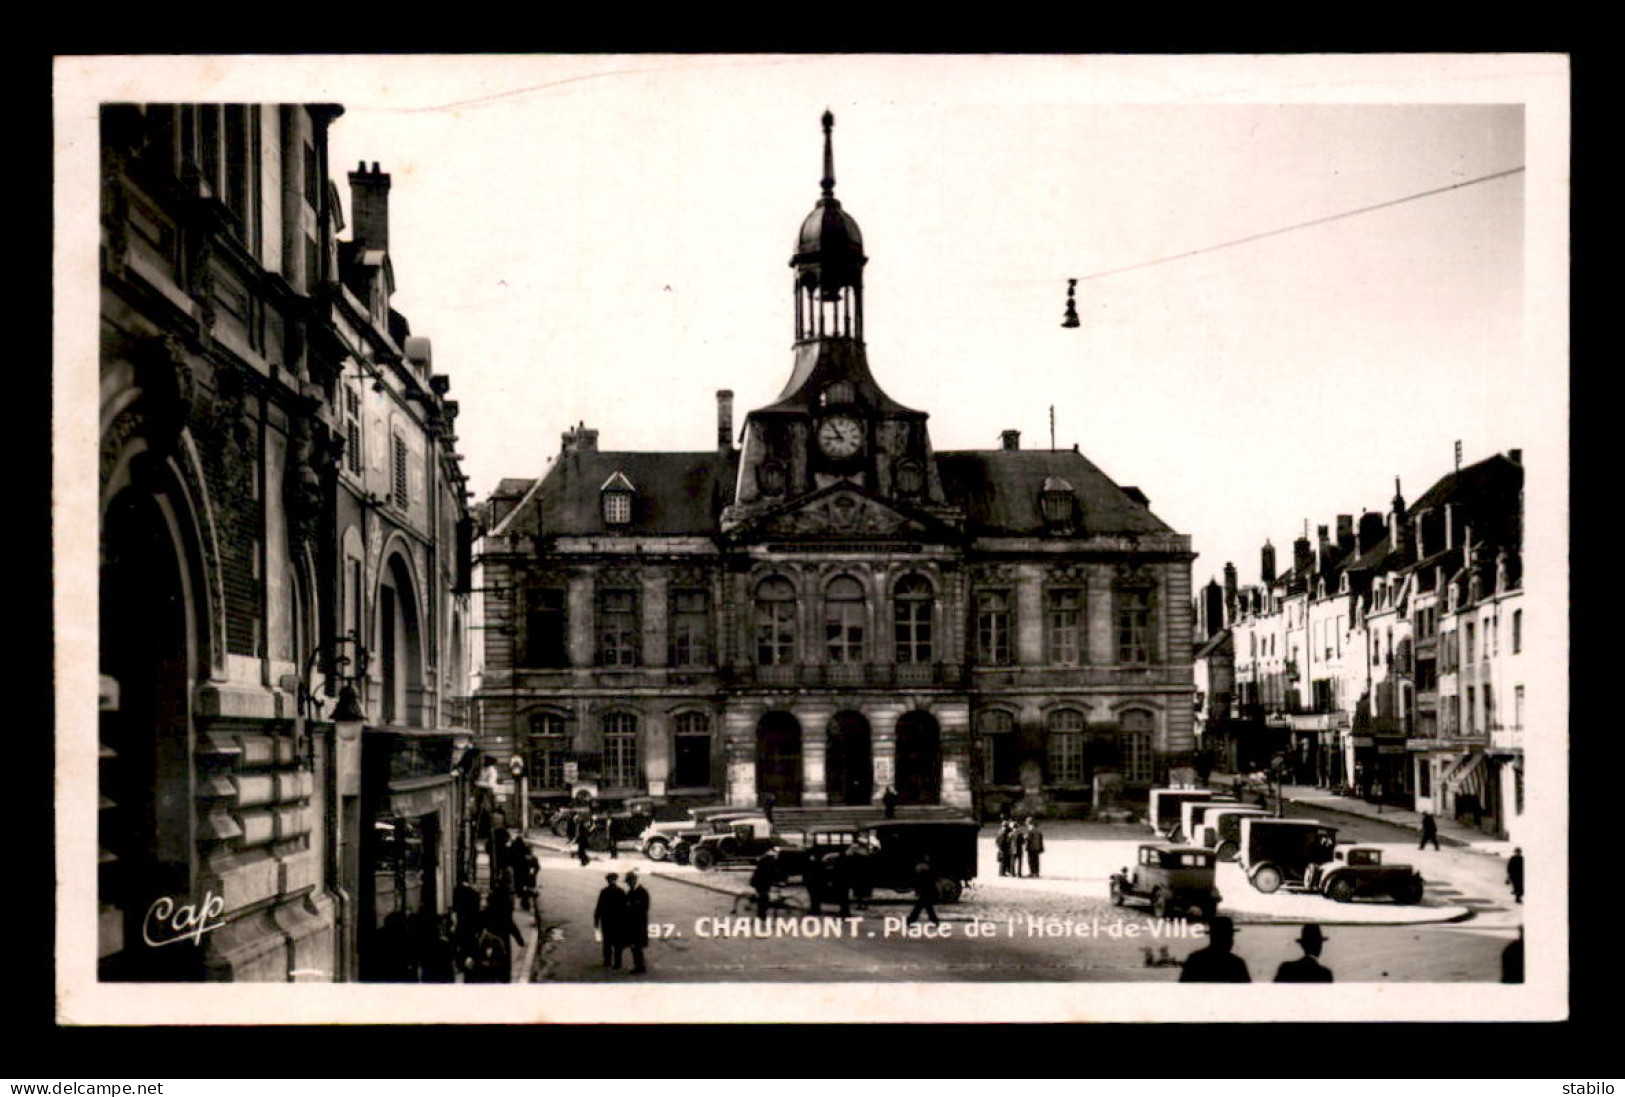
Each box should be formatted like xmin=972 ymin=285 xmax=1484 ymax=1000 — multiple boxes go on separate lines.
xmin=1110 ymin=845 xmax=1222 ymax=921
xmin=547 ymin=796 xmax=656 ymax=851
xmin=844 ymin=819 xmax=979 ymax=903
xmin=1306 ymin=845 xmax=1425 ymax=904
xmin=1238 ymin=817 xmax=1339 ymax=894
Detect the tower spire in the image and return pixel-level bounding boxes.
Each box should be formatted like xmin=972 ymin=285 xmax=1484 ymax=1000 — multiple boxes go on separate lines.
xmin=821 ymin=109 xmax=836 ymax=198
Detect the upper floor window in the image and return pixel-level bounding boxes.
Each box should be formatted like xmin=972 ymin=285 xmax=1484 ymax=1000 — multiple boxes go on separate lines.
xmin=1048 ymin=588 xmax=1083 ymax=666
xmin=977 ymin=589 xmax=1013 ymax=666
xmin=754 ymin=577 xmax=797 ymax=666
xmin=825 ymin=576 xmax=867 ymax=665
xmin=1114 ymin=581 xmax=1156 ymax=665
xmin=1465 ymin=622 xmax=1476 ymax=664
xmin=893 ymin=575 xmax=933 ymax=664
xmin=1045 ymin=708 xmax=1086 ymax=784
xmin=600 ymin=471 xmax=635 ymax=526
xmin=343 ymin=386 xmax=363 ymax=475
xmin=597 ymin=588 xmax=640 ymax=667
xmin=523 ymin=585 xmax=568 ymax=668
xmin=1512 ymin=609 xmax=1522 ymax=654
xmin=391 ymin=432 xmax=408 ymax=508
xmin=1039 ymin=477 xmax=1079 ymax=534
xmin=669 ymin=588 xmax=710 ymax=667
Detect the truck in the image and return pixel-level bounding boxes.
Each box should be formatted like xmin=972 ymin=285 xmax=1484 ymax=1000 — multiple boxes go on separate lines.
xmin=1237 ymin=816 xmax=1339 ymax=893
xmin=1148 ymin=788 xmax=1219 ymax=840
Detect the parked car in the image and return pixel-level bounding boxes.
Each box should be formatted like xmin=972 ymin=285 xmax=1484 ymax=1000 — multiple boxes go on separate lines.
xmin=1200 ymin=806 xmax=1271 ymax=861
xmin=1109 ymin=844 xmax=1222 ymax=921
xmin=845 ymin=819 xmax=979 ymax=903
xmin=688 ymin=816 xmax=805 ymax=873
xmin=1307 ymin=845 xmax=1425 ymax=904
xmin=640 ymin=807 xmax=754 ymax=862
xmin=547 ymin=797 xmax=656 ymax=850
xmin=1178 ymin=798 xmax=1242 ymax=849
xmin=1237 ymin=816 xmax=1339 ymax=893
xmin=1148 ymin=788 xmax=1219 ymax=840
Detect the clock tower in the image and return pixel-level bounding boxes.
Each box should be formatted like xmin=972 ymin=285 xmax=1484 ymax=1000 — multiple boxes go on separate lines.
xmin=724 ymin=112 xmax=955 ymax=532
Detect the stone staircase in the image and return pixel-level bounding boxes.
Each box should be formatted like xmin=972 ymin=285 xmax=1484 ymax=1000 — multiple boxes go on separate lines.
xmin=771 ymin=804 xmax=975 ymax=831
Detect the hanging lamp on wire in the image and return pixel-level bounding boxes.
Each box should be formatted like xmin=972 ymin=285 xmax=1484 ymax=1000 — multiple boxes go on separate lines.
xmin=1061 ymin=278 xmax=1080 ymax=328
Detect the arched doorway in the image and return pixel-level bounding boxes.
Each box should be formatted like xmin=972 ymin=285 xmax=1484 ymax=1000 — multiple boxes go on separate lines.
xmin=756 ymin=711 xmax=803 ymax=806
xmin=895 ymin=710 xmax=941 ymax=804
xmin=826 ymin=710 xmax=873 ymax=806
xmin=99 ymin=488 xmax=203 ymax=980
xmin=378 ymin=552 xmax=424 ymax=726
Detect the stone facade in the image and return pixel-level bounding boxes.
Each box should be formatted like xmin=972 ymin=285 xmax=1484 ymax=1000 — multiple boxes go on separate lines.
xmin=97 ymin=103 xmax=472 ymax=983
xmin=473 ymin=114 xmax=1195 ymax=821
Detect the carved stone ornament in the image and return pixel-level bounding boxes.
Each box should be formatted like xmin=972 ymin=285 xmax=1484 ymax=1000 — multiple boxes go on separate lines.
xmin=763 ymin=490 xmax=913 ymax=536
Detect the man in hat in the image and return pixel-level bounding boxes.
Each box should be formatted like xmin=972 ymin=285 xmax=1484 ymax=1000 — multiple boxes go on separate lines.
xmin=621 ymin=870 xmax=651 ymax=974
xmin=1507 ymin=847 xmax=1524 ymax=904
xmin=1273 ymin=923 xmax=1334 ymax=982
xmin=1023 ymin=816 xmax=1046 ymax=878
xmin=1179 ymin=916 xmax=1251 ymax=982
xmin=593 ymin=872 xmax=625 ymax=969
xmin=749 ymin=851 xmax=780 ymax=921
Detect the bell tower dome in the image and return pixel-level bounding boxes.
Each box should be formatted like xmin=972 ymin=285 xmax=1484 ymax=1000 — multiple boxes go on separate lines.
xmin=792 ymin=111 xmax=867 ymax=342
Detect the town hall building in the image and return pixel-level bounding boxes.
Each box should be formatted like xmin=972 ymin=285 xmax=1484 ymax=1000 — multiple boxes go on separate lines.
xmin=473 ymin=114 xmax=1196 ymax=819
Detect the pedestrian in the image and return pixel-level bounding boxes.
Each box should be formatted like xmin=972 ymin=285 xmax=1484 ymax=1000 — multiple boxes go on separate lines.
xmin=593 ymin=872 xmax=626 ymax=970
xmin=906 ymin=857 xmax=940 ymax=925
xmin=804 ymin=852 xmax=826 ymax=915
xmin=1023 ymin=816 xmax=1045 ymax=878
xmin=1419 ymin=811 xmax=1441 ymax=851
xmin=1178 ymin=916 xmax=1250 ymax=983
xmin=763 ymin=792 xmax=777 ymax=825
xmin=995 ymin=820 xmax=1014 ymax=877
xmin=600 ymin=815 xmax=619 ymax=860
xmin=1273 ymin=924 xmax=1333 ymax=983
xmin=750 ymin=851 xmax=780 ymax=921
xmin=485 ymin=879 xmax=526 ymax=959
xmin=824 ymin=850 xmax=853 ymax=918
xmin=574 ymin=816 xmax=592 ymax=866
xmin=621 ymin=870 xmax=651 ymax=974
xmin=1010 ymin=821 xmax=1027 ymax=878
xmin=510 ymin=833 xmax=539 ymax=912
xmin=1507 ymin=847 xmax=1524 ymax=904
xmin=489 ymin=818 xmax=511 ymax=883
xmin=417 ymin=911 xmax=457 ymax=983
xmin=462 ymin=911 xmax=511 ymax=984
xmin=1501 ymin=925 xmax=1524 ymax=984
xmin=451 ymin=872 xmax=482 ymax=964
xmin=847 ymin=838 xmax=874 ymax=910
xmin=882 ymin=786 xmax=899 ymax=819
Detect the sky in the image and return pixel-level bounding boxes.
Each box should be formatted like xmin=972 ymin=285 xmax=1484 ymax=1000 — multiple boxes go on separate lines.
xmin=63 ymin=54 xmax=1567 ymax=595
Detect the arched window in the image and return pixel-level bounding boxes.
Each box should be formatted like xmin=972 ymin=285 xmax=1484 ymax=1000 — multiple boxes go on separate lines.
xmin=825 ymin=576 xmax=866 ymax=664
xmin=893 ymin=575 xmax=933 ymax=664
xmin=979 ymin=709 xmax=1020 ymax=786
xmin=1120 ymin=709 xmax=1155 ymax=783
xmin=754 ymin=577 xmax=797 ymax=666
xmin=602 ymin=712 xmax=640 ymax=789
xmin=1045 ymin=709 xmax=1085 ymax=784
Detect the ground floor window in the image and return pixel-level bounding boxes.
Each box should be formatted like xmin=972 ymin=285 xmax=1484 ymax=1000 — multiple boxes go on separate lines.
xmin=978 ymin=709 xmax=1020 ymax=785
xmin=1119 ymin=710 xmax=1156 ymax=783
xmin=603 ymin=713 xmax=640 ymax=788
xmin=673 ymin=711 xmax=712 ymax=788
xmin=1045 ymin=709 xmax=1085 ymax=784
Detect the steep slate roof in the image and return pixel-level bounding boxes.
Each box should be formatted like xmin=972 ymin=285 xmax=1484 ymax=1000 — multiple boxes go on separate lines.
xmin=501 ymin=449 xmax=740 ymax=538
xmin=935 ymin=448 xmax=1171 ymax=537
xmin=1408 ymin=452 xmax=1522 ymax=514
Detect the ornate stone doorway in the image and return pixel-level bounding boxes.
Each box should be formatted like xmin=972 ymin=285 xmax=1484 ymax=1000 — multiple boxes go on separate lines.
xmin=826 ymin=710 xmax=874 ymax=806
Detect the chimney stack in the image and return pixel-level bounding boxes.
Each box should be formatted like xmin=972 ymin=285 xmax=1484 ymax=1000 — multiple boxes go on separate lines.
xmin=716 ymin=390 xmax=734 ymax=452
xmin=1223 ymin=561 xmax=1238 ymax=620
xmin=348 ymin=161 xmax=392 ymax=252
xmin=561 ymin=423 xmax=599 ymax=453
xmin=1001 ymin=429 xmax=1021 ymax=451
xmin=1316 ymin=524 xmax=1333 ymax=572
xmin=1389 ymin=477 xmax=1409 ymax=558
xmin=1358 ymin=511 xmax=1386 ymax=554
xmin=1336 ymin=514 xmax=1354 ymax=554
xmin=1261 ymin=540 xmax=1277 ymax=585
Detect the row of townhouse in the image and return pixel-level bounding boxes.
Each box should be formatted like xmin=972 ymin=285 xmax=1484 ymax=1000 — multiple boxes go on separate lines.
xmin=96 ymin=102 xmax=474 ymax=982
xmin=1193 ymin=450 xmax=1525 ymax=840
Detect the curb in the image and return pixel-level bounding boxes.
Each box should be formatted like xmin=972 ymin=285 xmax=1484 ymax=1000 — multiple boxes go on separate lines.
xmin=1228 ymin=905 xmax=1476 ymax=928
xmin=1279 ymin=796 xmax=1490 ymax=852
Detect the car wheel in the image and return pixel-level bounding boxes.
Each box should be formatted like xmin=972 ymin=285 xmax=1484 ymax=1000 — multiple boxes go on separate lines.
xmin=718 ymin=837 xmax=739 ymax=857
xmin=1216 ymin=841 xmax=1239 ymax=862
xmin=1109 ymin=879 xmax=1126 ymax=907
xmin=1151 ymin=888 xmax=1171 ymax=919
xmin=937 ymin=878 xmax=962 ymax=904
xmin=645 ymin=838 xmax=670 ymax=862
xmin=673 ymin=844 xmax=691 ymax=866
xmin=1251 ymin=865 xmax=1284 ymax=894
xmin=1326 ymin=876 xmax=1357 ymax=903
xmin=691 ymin=847 xmax=717 ymax=871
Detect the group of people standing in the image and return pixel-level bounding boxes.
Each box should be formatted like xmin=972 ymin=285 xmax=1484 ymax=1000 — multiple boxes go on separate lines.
xmin=565 ymin=811 xmax=620 ymax=865
xmin=995 ymin=816 xmax=1045 ymax=878
xmin=1178 ymin=918 xmax=1335 ymax=983
xmin=592 ymin=870 xmax=652 ymax=974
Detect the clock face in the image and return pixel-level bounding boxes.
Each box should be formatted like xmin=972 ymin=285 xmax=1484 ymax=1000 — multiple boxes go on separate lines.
xmin=817 ymin=415 xmax=864 ymax=459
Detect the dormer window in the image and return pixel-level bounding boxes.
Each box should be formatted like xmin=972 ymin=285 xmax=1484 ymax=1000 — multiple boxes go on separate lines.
xmin=600 ymin=471 xmax=636 ymax=526
xmin=1039 ymin=476 xmax=1078 ymax=534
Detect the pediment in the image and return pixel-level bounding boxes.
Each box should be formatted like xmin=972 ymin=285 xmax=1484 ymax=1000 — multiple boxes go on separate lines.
xmin=745 ymin=485 xmax=934 ymax=539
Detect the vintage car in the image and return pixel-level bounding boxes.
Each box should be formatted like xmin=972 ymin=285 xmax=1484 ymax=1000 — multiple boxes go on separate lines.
xmin=640 ymin=807 xmax=755 ymax=861
xmin=1178 ymin=799 xmax=1243 ymax=849
xmin=1109 ymin=845 xmax=1222 ymax=921
xmin=1200 ymin=806 xmax=1272 ymax=861
xmin=1237 ymin=816 xmax=1339 ymax=893
xmin=688 ymin=816 xmax=806 ymax=873
xmin=1307 ymin=845 xmax=1425 ymax=904
xmin=547 ymin=796 xmax=656 ymax=848
xmin=1148 ymin=788 xmax=1219 ymax=840
xmin=843 ymin=819 xmax=979 ymax=903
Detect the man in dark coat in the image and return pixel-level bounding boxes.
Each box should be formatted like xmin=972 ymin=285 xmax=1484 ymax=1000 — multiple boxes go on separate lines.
xmin=1419 ymin=812 xmax=1441 ymax=851
xmin=601 ymin=815 xmax=619 ymax=859
xmin=574 ymin=817 xmax=592 ymax=866
xmin=1010 ymin=823 xmax=1027 ymax=878
xmin=1507 ymin=847 xmax=1524 ymax=903
xmin=803 ymin=852 xmax=826 ymax=915
xmin=1273 ymin=924 xmax=1333 ymax=983
xmin=823 ymin=851 xmax=853 ymax=917
xmin=995 ymin=821 xmax=1014 ymax=877
xmin=1023 ymin=817 xmax=1046 ymax=878
xmin=451 ymin=874 xmax=482 ymax=967
xmin=461 ymin=912 xmax=511 ymax=984
xmin=750 ymin=852 xmax=780 ymax=921
xmin=1179 ymin=917 xmax=1251 ymax=983
xmin=906 ymin=858 xmax=940 ymax=925
xmin=882 ymin=786 xmax=899 ymax=819
xmin=593 ymin=872 xmax=626 ymax=969
xmin=621 ymin=870 xmax=651 ymax=974
xmin=510 ymin=833 xmax=539 ymax=912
